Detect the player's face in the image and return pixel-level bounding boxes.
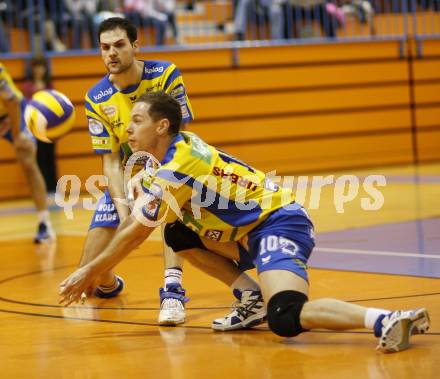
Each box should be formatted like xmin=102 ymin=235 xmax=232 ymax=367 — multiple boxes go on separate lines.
xmin=99 ymin=28 xmax=138 ymax=74
xmin=127 ymin=102 xmax=159 ymax=153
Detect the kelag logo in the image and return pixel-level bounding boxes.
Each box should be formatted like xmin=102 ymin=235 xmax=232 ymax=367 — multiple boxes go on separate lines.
xmin=93 ymin=88 xmax=113 ymax=101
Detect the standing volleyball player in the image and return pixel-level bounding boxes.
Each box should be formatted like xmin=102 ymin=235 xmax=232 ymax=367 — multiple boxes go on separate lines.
xmin=60 ymin=92 xmax=430 ymax=353
xmin=0 ymin=62 xmax=55 ymax=243
xmin=79 ymin=17 xmax=193 ymax=325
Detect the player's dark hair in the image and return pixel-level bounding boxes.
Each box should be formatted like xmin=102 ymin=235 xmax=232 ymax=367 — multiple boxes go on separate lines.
xmin=98 ymin=17 xmax=138 ymax=44
xmin=137 ymin=91 xmax=182 ymax=135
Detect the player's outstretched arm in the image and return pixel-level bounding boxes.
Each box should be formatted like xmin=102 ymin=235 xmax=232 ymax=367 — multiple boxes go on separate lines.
xmin=103 ymin=152 xmax=130 ymax=221
xmin=59 ymin=216 xmax=154 ymax=306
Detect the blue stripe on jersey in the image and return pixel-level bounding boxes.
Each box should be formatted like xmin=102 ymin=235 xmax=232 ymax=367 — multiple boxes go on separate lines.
xmin=142 ymin=60 xmax=172 ymax=81
xmin=161 ymin=134 xmax=184 ymax=165
xmin=87 ymin=77 xmax=115 ymax=104
xmin=156 ymin=170 xmax=262 ymax=227
xmin=163 ymin=66 xmax=181 ymax=92
xmin=85 ymin=101 xmax=99 ymax=115
xmin=217 ymin=150 xmax=256 ymax=173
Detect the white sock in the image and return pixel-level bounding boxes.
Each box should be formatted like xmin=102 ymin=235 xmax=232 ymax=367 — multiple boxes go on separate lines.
xmin=37 ymin=210 xmax=50 ymax=224
xmin=364 ymin=307 xmax=390 ymax=329
xmin=230 ymin=272 xmax=260 ymax=293
xmin=164 ymin=267 xmax=183 ymax=289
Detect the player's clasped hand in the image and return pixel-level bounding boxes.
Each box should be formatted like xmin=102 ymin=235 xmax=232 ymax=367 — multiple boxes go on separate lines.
xmin=59 ymin=266 xmax=97 ymax=307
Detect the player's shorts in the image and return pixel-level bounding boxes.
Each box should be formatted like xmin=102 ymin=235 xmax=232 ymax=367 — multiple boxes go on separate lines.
xmin=238 ymin=202 xmax=315 ymax=282
xmin=2 ymin=99 xmax=35 ymax=142
xmin=89 ymin=190 xmax=121 ymax=230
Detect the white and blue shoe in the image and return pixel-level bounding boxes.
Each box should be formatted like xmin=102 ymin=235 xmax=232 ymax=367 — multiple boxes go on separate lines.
xmin=158 ymin=284 xmax=188 ymax=326
xmin=212 ymin=290 xmax=266 ymax=331
xmin=375 ymin=308 xmax=430 ymax=353
xmin=94 ymin=275 xmax=125 ymax=298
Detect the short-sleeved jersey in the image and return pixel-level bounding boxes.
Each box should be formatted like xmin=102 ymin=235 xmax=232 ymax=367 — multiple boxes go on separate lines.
xmin=139 ymin=132 xmax=296 ymax=243
xmin=0 ymin=63 xmax=24 ymax=118
xmin=85 ymin=60 xmax=193 ymax=167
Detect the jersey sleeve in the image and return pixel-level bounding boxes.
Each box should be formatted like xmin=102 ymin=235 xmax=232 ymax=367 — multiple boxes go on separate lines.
xmin=85 ymin=94 xmax=119 ymax=154
xmin=0 ymin=65 xmax=19 ymax=102
xmin=162 ymin=64 xmax=194 ymax=124
xmin=138 ymin=164 xmax=194 ymax=226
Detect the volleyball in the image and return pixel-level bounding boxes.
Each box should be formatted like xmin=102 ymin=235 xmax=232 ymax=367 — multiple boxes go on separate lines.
xmin=24 ymin=89 xmax=75 ymax=142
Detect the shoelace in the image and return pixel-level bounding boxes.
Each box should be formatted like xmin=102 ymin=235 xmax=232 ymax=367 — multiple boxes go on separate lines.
xmin=162 ymin=298 xmax=184 ymax=310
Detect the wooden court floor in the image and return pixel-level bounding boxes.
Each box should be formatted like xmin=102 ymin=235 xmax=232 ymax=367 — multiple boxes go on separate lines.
xmin=1 ymin=163 xmax=439 ymax=378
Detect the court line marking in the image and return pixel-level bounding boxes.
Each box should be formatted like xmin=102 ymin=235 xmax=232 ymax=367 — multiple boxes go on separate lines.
xmin=315 ymin=247 xmax=440 ymax=259
xmin=0 ymin=262 xmax=439 ymax=335
xmin=0 ymin=297 xmax=230 ymax=311
xmin=1 ymin=232 xmax=439 ymax=260
xmin=0 ymin=230 xmax=162 ymax=242
xmin=0 ymin=262 xmax=439 ymax=311
xmin=0 ymin=308 xmax=439 ymax=336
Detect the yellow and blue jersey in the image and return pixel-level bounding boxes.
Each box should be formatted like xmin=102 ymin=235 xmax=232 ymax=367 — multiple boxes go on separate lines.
xmin=140 ymin=132 xmax=296 ymax=243
xmin=0 ymin=63 xmax=24 ymax=117
xmin=85 ymin=60 xmax=193 ymax=166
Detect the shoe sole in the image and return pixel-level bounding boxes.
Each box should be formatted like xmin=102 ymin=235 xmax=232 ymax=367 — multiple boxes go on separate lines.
xmin=158 ymin=317 xmax=185 ymax=326
xmin=378 ymin=308 xmax=430 ymax=353
xmin=212 ymin=313 xmax=267 ymax=332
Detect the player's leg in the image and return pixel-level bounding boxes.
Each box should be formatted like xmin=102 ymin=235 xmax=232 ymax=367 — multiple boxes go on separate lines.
xmin=13 ymin=131 xmax=55 ymax=243
xmin=253 ymin=205 xmax=430 ymax=352
xmin=80 ymin=191 xmax=124 ymax=298
xmin=259 ymin=269 xmax=430 ymax=352
xmin=164 ymin=221 xmax=265 ymax=330
xmin=158 ymin=225 xmax=187 ymax=325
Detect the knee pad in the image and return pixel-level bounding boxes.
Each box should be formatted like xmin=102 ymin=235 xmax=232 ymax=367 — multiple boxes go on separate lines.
xmin=267 ymin=290 xmax=308 ymax=337
xmin=164 ymin=221 xmax=205 ymax=253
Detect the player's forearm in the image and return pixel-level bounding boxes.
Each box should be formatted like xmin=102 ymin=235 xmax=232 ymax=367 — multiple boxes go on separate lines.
xmin=104 ymin=163 xmax=130 ymax=220
xmin=86 ymin=216 xmax=151 ymax=277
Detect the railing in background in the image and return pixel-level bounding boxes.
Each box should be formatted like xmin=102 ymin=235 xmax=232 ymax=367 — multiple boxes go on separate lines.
xmin=0 ymin=0 xmax=439 ymax=57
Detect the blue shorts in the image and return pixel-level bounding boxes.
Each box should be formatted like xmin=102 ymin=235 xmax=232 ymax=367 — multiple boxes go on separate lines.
xmin=89 ymin=190 xmax=121 ymax=230
xmin=238 ymin=203 xmax=315 ymax=282
xmin=2 ymin=99 xmax=35 ymax=143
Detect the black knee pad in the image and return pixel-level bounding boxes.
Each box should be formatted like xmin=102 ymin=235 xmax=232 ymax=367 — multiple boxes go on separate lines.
xmin=267 ymin=290 xmax=308 ymax=337
xmin=164 ymin=221 xmax=205 ymax=253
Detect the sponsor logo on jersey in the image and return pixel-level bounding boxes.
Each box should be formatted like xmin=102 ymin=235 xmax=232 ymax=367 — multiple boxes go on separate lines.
xmin=130 ymin=95 xmax=137 ymax=103
xmin=212 ymin=166 xmax=259 ymax=191
xmin=264 ymin=178 xmax=279 ymax=192
xmin=170 ymin=86 xmax=185 ymax=98
xmin=92 ymin=137 xmax=109 ymax=145
xmin=181 ymin=105 xmax=189 ymax=119
xmin=176 ymin=97 xmax=187 ymax=105
xmin=93 ymin=87 xmax=113 ymax=101
xmin=144 ymin=66 xmax=164 ymax=75
xmin=205 ymin=229 xmax=223 ymax=241
xmin=143 ymin=183 xmax=163 ymax=220
xmin=111 ymin=118 xmax=124 ymax=129
xmin=89 ymin=118 xmax=104 ymax=135
xmin=100 ymin=105 xmax=117 ymax=117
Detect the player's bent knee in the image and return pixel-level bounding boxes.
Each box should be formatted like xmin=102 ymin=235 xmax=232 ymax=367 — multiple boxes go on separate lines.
xmin=14 ymin=137 xmax=36 ymax=161
xmin=267 ymin=290 xmax=308 ymax=337
xmin=164 ymin=221 xmax=205 ymax=253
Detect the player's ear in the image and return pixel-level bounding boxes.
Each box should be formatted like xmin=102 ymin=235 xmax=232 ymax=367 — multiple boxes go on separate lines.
xmin=157 ymin=119 xmax=170 ymax=135
xmin=133 ymin=40 xmax=140 ymax=53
